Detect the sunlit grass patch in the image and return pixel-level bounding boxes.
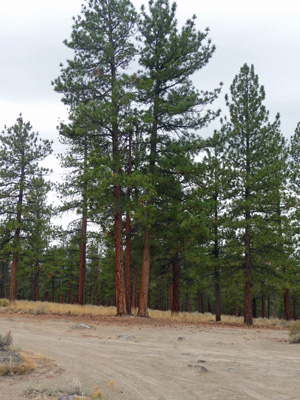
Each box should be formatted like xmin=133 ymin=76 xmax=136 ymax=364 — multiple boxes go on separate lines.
xmin=2 ymin=300 xmax=117 ymax=317
xmin=0 ymin=299 xmax=295 ymax=329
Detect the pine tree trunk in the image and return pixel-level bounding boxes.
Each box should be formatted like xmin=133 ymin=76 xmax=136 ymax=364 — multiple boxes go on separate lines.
xmin=131 ymin=267 xmax=138 ymax=309
xmin=112 ymin=121 xmax=126 ymax=315
xmin=284 ymin=288 xmax=291 ymax=320
xmin=201 ymin=291 xmax=205 ymax=314
xmin=78 ymin=213 xmax=87 ymax=305
xmin=252 ymin=297 xmax=257 ymax=318
xmin=32 ymin=270 xmax=39 ymax=302
xmin=9 ymin=166 xmax=25 ymax=302
xmin=3 ymin=262 xmax=8 ymax=298
xmin=138 ymin=89 xmax=159 ymax=318
xmin=214 ymin=196 xmax=221 ymax=321
xmin=244 ymin=207 xmax=253 ymax=326
xmin=215 ymin=278 xmax=221 ymax=322
xmin=292 ymin=293 xmax=297 ymax=320
xmin=197 ymin=290 xmax=201 ymax=313
xmin=125 ymin=209 xmax=131 ymax=314
xmin=138 ymin=227 xmax=150 ymax=317
xmin=171 ymin=252 xmax=180 ymax=314
xmin=114 ymin=199 xmax=126 ymax=315
xmin=0 ymin=262 xmax=8 ymax=298
xmin=94 ymin=261 xmax=99 ymax=306
xmin=51 ymin=280 xmax=55 ymax=302
xmin=10 ymin=235 xmax=19 ymax=302
xmin=78 ymin=136 xmax=88 ymax=305
xmin=262 ymin=294 xmax=266 ymax=318
xmin=125 ymin=132 xmax=132 ymax=315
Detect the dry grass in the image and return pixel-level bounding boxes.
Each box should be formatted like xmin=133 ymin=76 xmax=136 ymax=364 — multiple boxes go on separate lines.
xmin=289 ymin=320 xmax=300 ymax=343
xmin=0 ymin=299 xmax=295 ymax=329
xmin=0 ymin=350 xmax=37 ymax=376
xmin=0 ymin=300 xmax=117 ymax=317
xmin=0 ymin=330 xmax=13 ymax=350
xmin=0 ymin=298 xmax=9 ymax=307
xmin=147 ymin=309 xmax=291 ymax=329
xmin=23 ymin=379 xmax=113 ymax=399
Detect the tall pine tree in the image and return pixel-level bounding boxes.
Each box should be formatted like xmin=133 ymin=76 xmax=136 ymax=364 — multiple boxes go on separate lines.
xmin=54 ymin=0 xmax=137 ymax=315
xmin=224 ymin=64 xmax=287 ymax=325
xmin=0 ymin=115 xmax=52 ymax=301
xmin=136 ymin=0 xmax=221 ymax=316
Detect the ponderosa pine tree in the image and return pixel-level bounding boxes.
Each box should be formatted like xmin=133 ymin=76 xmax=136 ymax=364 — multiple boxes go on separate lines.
xmin=224 ymin=64 xmax=288 ymax=325
xmin=136 ymin=0 xmax=221 ymax=317
xmin=0 ymin=115 xmax=52 ymax=301
xmin=54 ymin=0 xmax=137 ymax=315
xmin=56 ymin=106 xmax=97 ymax=305
xmin=22 ymin=174 xmax=53 ymax=301
xmin=200 ymin=130 xmax=232 ymax=321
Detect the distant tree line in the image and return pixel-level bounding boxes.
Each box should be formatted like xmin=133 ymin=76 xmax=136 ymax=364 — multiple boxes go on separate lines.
xmin=0 ymin=0 xmax=300 ymax=325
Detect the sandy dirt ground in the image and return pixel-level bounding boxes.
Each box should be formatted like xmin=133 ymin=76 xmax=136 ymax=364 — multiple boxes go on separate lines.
xmin=0 ymin=313 xmax=299 ymax=400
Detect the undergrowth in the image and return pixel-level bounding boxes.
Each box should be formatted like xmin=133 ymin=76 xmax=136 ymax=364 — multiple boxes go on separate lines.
xmin=23 ymin=379 xmax=114 ymax=399
xmin=0 ymin=299 xmax=295 ymax=329
xmin=0 ymin=331 xmax=13 ymax=350
xmin=0 ymin=331 xmax=37 ymax=376
xmin=289 ymin=320 xmax=300 ymax=343
xmin=0 ymin=351 xmax=36 ymax=376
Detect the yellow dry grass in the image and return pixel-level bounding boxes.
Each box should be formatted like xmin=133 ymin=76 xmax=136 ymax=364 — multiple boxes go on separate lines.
xmin=0 ymin=299 xmax=293 ymax=329
xmin=0 ymin=350 xmax=37 ymax=376
xmin=1 ymin=300 xmax=117 ymax=317
xmin=147 ymin=309 xmax=291 ymax=328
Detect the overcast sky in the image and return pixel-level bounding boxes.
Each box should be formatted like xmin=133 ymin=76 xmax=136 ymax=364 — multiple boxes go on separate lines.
xmin=0 ymin=0 xmax=299 ymax=159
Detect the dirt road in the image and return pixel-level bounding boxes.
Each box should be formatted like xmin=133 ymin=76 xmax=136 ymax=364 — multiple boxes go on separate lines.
xmin=0 ymin=313 xmax=299 ymax=399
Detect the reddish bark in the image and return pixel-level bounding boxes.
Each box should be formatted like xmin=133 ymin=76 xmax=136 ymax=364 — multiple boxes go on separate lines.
xmin=125 ymin=132 xmax=132 ymax=315
xmin=138 ymin=227 xmax=151 ymax=317
xmin=131 ymin=267 xmax=138 ymax=309
xmin=114 ymin=196 xmax=126 ymax=315
xmin=124 ymin=210 xmax=132 ymax=313
xmin=138 ymin=91 xmax=159 ymax=318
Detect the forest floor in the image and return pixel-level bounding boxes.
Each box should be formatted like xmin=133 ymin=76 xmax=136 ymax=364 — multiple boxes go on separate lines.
xmin=0 ymin=312 xmax=299 ymax=400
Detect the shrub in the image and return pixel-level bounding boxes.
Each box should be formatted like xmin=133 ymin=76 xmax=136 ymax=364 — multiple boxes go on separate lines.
xmin=289 ymin=320 xmax=300 ymax=344
xmin=0 ymin=298 xmax=9 ymax=307
xmin=0 ymin=331 xmax=13 ymax=351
